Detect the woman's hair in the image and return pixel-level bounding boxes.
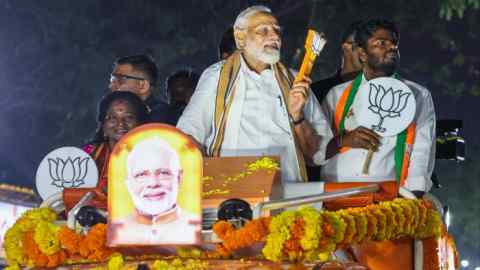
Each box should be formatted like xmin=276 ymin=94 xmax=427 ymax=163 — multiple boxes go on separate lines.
xmin=90 ymin=91 xmax=149 ymax=144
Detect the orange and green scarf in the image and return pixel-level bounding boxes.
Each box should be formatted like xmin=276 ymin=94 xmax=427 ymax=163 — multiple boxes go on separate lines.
xmin=334 ymin=74 xmax=415 ymax=186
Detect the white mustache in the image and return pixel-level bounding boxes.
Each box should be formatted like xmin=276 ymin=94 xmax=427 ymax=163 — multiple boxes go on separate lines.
xmin=140 ymin=187 xmax=170 ymax=198
xmin=265 ymin=42 xmax=280 ymax=50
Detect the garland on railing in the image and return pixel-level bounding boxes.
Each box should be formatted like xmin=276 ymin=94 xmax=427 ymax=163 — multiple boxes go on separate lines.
xmin=212 ymin=198 xmax=443 ymax=262
xmin=3 ymin=198 xmax=445 ymax=269
xmin=3 ymin=207 xmax=113 ymax=269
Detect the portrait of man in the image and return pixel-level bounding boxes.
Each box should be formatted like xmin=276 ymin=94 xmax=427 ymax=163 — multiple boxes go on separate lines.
xmin=108 ymin=137 xmax=201 ymax=246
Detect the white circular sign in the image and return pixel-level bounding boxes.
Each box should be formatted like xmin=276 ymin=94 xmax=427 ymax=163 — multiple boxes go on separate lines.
xmin=352 ymin=77 xmax=416 ymax=137
xmin=35 ymin=146 xmax=98 ymax=201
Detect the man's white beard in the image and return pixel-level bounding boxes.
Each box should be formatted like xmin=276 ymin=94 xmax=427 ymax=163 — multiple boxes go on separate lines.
xmin=127 ymin=182 xmax=178 ymax=216
xmin=246 ymin=42 xmax=280 ymax=65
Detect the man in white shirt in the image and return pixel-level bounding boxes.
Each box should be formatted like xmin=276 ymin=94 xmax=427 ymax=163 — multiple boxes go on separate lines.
xmin=321 ymin=19 xmax=436 ymax=196
xmin=177 ymin=5 xmax=331 ymax=182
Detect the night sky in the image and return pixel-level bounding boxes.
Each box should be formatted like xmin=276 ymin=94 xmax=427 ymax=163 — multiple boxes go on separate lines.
xmin=0 ymin=0 xmax=478 ymax=265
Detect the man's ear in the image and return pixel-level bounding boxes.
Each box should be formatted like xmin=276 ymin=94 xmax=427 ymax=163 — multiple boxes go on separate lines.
xmin=234 ymin=29 xmax=246 ymax=50
xmin=357 ymin=47 xmax=367 ymax=64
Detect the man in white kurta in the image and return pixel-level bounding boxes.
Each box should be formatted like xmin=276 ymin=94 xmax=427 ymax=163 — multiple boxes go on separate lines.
xmin=321 ymin=19 xmax=435 ymax=194
xmin=177 ymin=6 xmax=331 ymax=182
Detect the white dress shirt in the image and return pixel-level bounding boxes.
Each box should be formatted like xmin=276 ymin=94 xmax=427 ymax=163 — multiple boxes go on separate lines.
xmin=321 ymin=74 xmax=436 ymax=192
xmin=177 ymin=57 xmax=331 ymax=182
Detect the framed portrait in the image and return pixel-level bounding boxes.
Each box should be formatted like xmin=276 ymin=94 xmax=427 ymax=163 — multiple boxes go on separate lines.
xmin=107 ymin=123 xmax=202 ymax=246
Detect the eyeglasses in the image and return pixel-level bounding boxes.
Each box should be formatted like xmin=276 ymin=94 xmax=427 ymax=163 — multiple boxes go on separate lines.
xmin=110 ymin=73 xmax=146 ymax=84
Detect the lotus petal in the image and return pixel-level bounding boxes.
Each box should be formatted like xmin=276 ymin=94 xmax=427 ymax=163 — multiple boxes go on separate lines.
xmin=368 ymin=105 xmax=380 ymax=114
xmin=77 ymin=157 xmax=90 ymax=182
xmin=377 ymin=85 xmax=387 ymax=106
xmin=51 ymin=179 xmax=63 ymax=188
xmin=394 ymin=92 xmax=411 ymax=113
xmin=379 ymin=87 xmax=395 ymax=111
xmin=62 ymin=157 xmax=76 ymax=187
xmin=391 ymin=90 xmax=401 ymax=110
xmin=48 ymin=158 xmax=59 ymax=181
xmin=56 ymin=158 xmax=65 ymax=184
xmin=369 ymin=84 xmax=380 ymax=107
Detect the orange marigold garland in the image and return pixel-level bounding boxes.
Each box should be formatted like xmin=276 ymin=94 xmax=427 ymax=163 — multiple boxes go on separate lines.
xmin=212 ymin=217 xmax=271 ymax=256
xmin=22 ymin=231 xmax=67 ymax=268
xmin=79 ymin=223 xmax=113 ymax=261
xmin=4 ymin=198 xmax=447 ymax=268
xmin=283 ymin=217 xmax=305 ymax=261
xmin=58 ymin=226 xmax=83 ymax=257
xmin=337 ymin=210 xmax=356 ymax=246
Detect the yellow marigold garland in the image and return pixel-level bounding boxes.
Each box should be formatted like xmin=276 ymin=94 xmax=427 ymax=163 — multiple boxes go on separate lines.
xmin=215 ymin=198 xmax=443 ymax=263
xmin=33 ymin=220 xmax=61 ymax=255
xmin=262 ymin=210 xmax=296 ymax=262
xmin=298 ymin=207 xmax=322 ymax=251
xmin=389 ymin=201 xmax=406 ymax=237
xmin=4 ymin=198 xmax=446 ymax=268
xmin=337 ymin=210 xmax=356 ymax=245
xmin=3 ymin=207 xmax=58 ymax=268
xmin=350 ymin=209 xmax=368 ymax=243
xmin=362 ymin=208 xmax=377 ymax=240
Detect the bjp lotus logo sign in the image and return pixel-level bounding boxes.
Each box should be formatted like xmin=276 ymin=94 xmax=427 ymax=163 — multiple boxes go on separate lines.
xmin=353 ymin=77 xmax=416 ymax=137
xmin=36 ymin=147 xmax=99 ymax=201
xmin=48 ymin=157 xmax=90 ymax=188
xmin=368 ymin=84 xmax=411 ymax=133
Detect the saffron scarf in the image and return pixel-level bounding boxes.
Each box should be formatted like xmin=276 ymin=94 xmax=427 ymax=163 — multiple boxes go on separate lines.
xmin=209 ymin=51 xmax=308 ymax=182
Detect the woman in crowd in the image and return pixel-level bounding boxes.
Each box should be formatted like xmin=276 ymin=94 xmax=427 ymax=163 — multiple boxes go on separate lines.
xmin=83 ymin=91 xmax=149 ymax=192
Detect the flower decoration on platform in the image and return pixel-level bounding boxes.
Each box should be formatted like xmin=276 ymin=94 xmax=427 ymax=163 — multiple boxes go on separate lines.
xmin=3 ymin=208 xmax=112 ymax=269
xmin=213 ymin=198 xmax=443 ymax=263
xmin=3 ymin=198 xmax=448 ymax=269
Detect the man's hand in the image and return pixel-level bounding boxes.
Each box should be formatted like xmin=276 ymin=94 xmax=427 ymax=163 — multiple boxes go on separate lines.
xmin=288 ymin=76 xmax=312 ymax=121
xmin=342 ymin=126 xmax=381 ymax=151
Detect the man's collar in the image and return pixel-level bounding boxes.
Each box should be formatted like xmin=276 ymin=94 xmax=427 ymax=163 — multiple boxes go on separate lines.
xmin=133 ymin=205 xmax=179 ymax=225
xmin=361 ymin=72 xmax=396 ymax=83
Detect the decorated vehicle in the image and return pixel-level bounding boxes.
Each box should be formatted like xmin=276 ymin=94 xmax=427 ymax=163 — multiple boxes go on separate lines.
xmin=1 ymin=123 xmax=458 ymax=270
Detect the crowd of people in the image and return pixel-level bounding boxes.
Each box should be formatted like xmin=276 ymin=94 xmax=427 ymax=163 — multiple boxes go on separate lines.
xmin=85 ymin=5 xmax=436 ymax=198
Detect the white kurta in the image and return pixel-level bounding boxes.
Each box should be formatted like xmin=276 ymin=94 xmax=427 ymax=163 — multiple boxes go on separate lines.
xmin=177 ymin=57 xmax=331 ymax=182
xmin=321 ymin=74 xmax=436 ymax=192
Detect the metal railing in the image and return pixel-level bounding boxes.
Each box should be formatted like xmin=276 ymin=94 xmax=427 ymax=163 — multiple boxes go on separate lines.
xmin=253 ymin=184 xmax=380 ymax=218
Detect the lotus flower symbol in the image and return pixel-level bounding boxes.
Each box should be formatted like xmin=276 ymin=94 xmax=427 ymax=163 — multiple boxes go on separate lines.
xmin=368 ymin=83 xmax=411 ymax=133
xmin=48 ymin=157 xmax=90 ymax=188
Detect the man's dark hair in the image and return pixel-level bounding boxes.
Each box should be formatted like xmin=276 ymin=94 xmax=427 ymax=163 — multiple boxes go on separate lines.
xmin=218 ymin=27 xmax=236 ymax=60
xmin=91 ymin=91 xmax=149 ymax=143
xmin=114 ymin=54 xmax=158 ymax=87
xmin=340 ymin=20 xmax=363 ymax=44
xmin=166 ymin=69 xmax=200 ymax=94
xmin=354 ymin=19 xmax=399 ymax=50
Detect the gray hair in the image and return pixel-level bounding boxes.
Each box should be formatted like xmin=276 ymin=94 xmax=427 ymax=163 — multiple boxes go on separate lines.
xmin=127 ymin=138 xmax=181 ymax=179
xmin=233 ymin=5 xmax=272 ymax=30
